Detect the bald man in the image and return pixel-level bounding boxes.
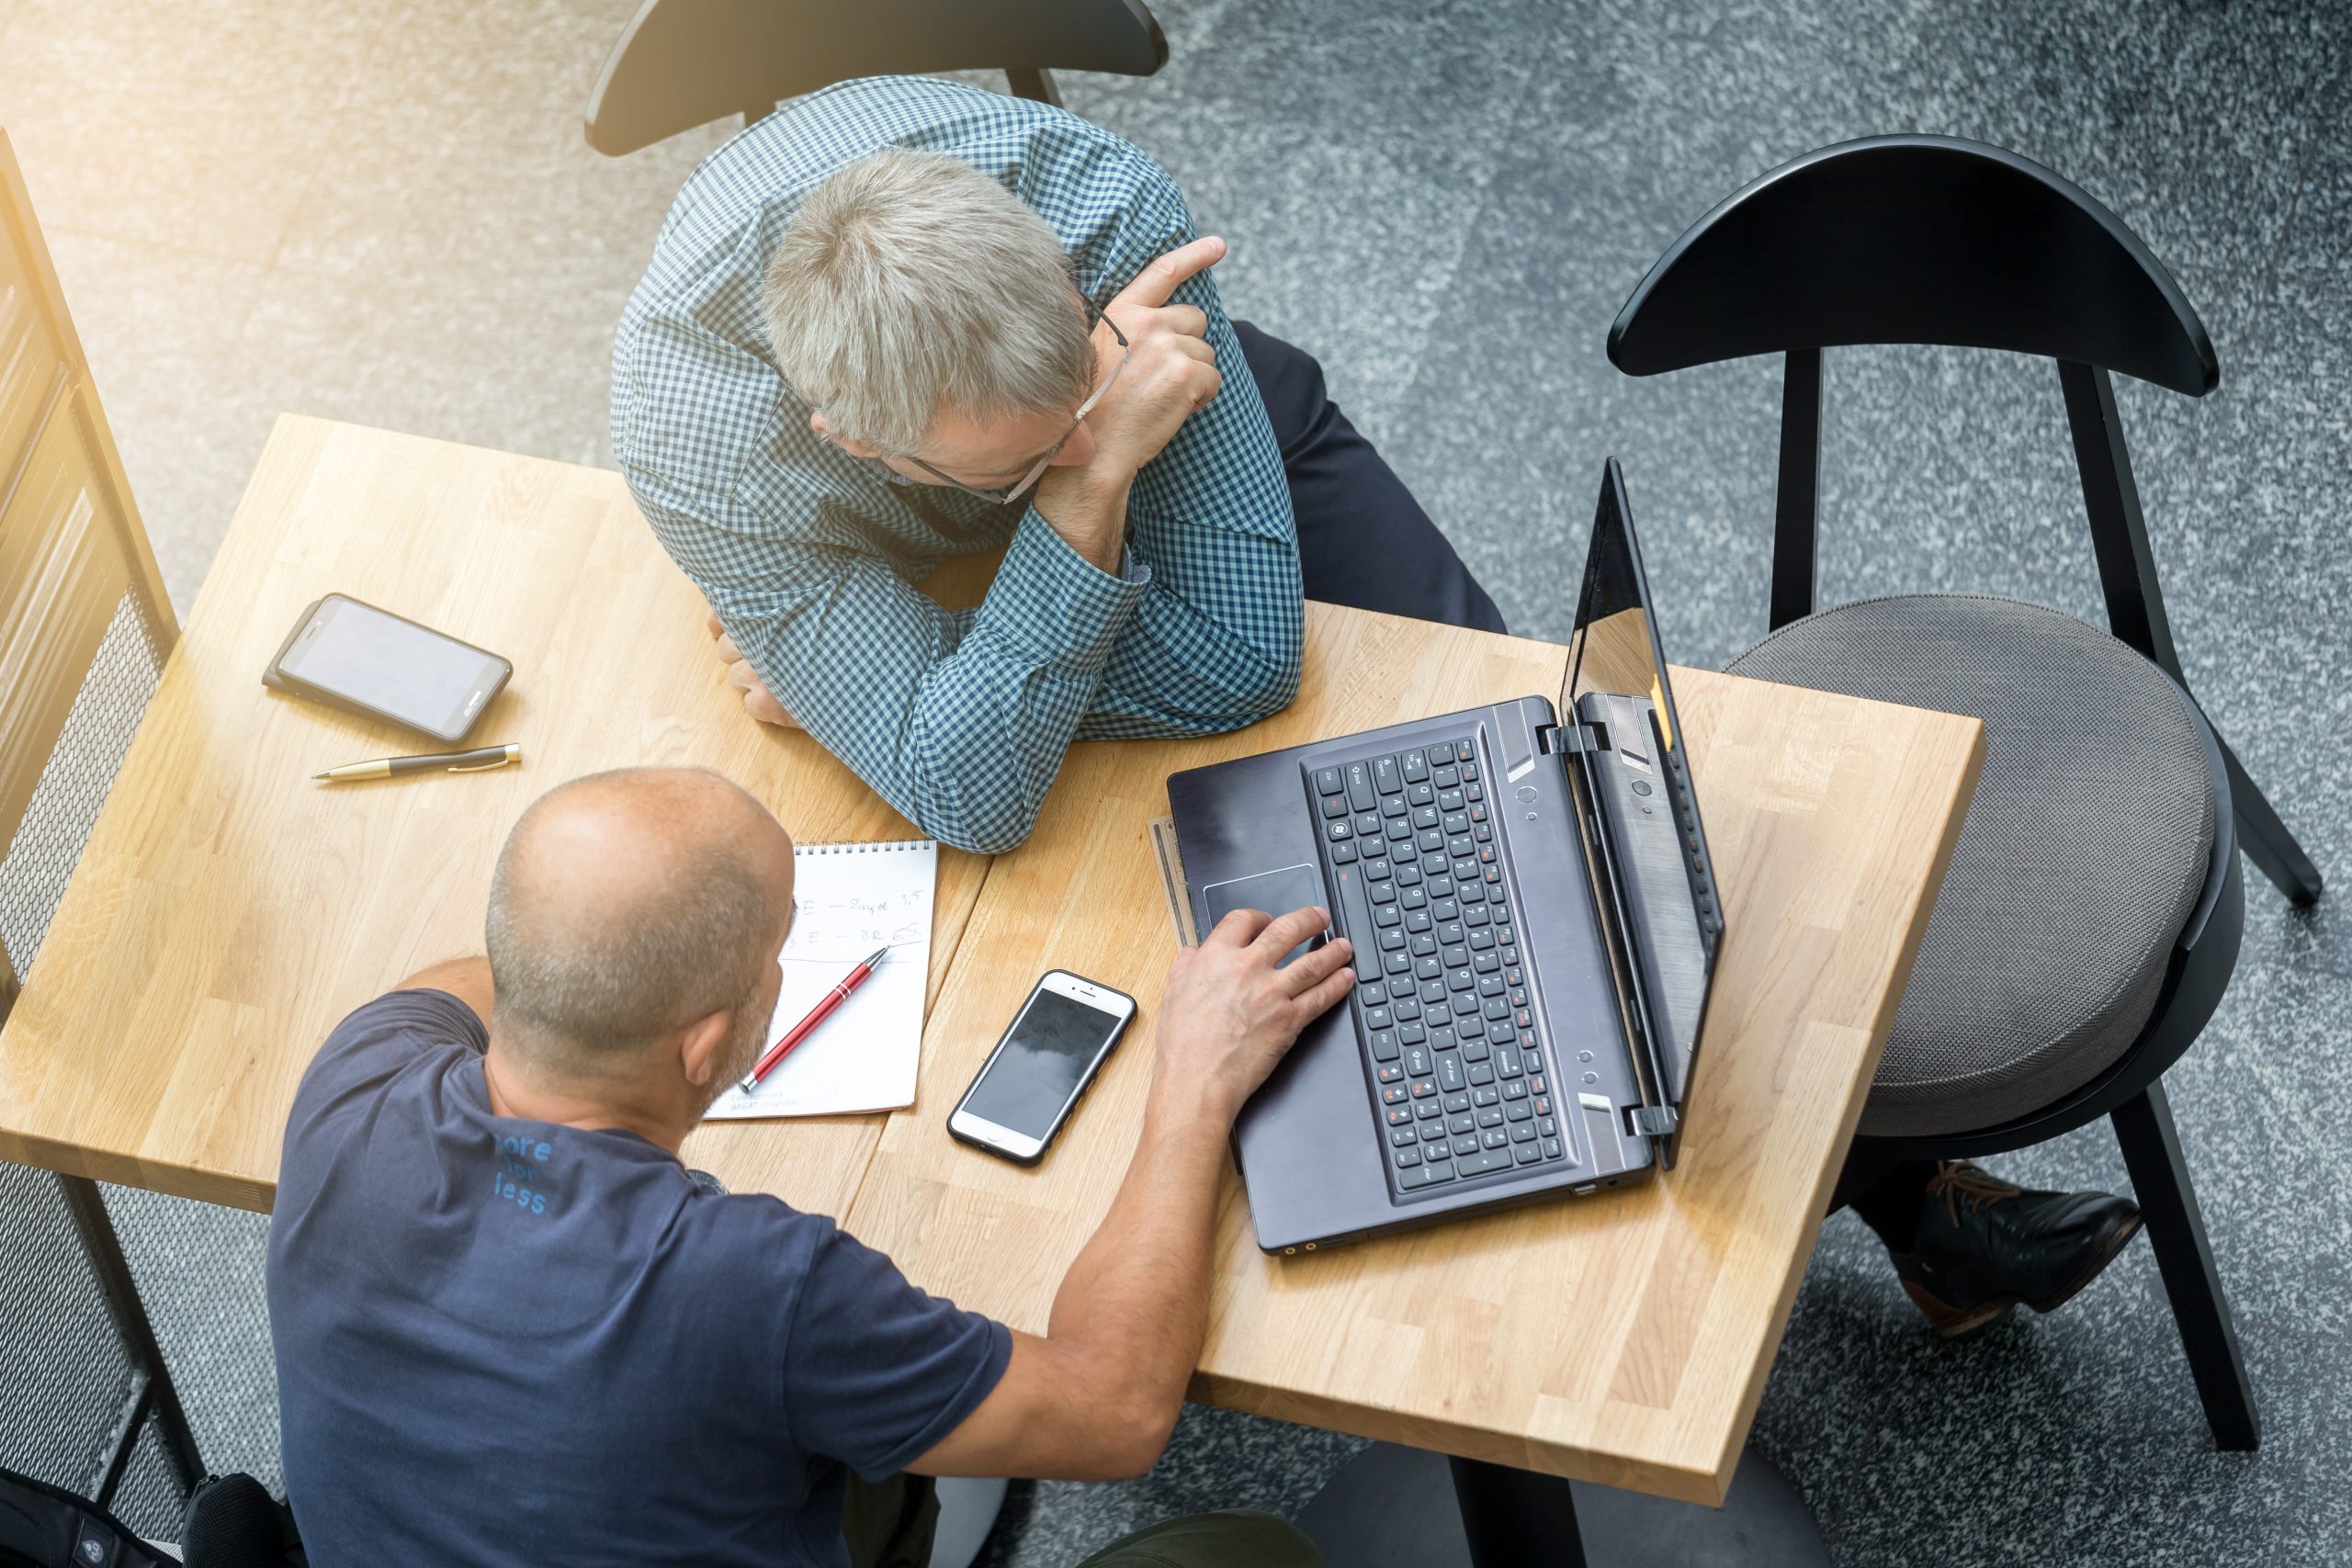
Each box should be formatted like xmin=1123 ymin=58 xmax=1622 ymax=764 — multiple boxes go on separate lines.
xmin=265 ymin=768 xmax=1347 ymax=1568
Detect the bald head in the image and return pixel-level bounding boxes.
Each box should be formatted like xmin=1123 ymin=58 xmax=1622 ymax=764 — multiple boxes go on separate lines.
xmin=485 ymin=768 xmax=794 ymax=1077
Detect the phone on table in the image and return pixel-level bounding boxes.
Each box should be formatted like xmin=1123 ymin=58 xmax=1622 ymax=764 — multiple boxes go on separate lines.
xmin=265 ymin=593 xmax=513 ymax=744
xmin=949 ymin=971 xmax=1137 ymax=1165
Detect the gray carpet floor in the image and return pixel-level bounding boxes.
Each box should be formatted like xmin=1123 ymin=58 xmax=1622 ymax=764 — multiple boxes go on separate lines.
xmin=1 ymin=0 xmax=2346 ymax=1562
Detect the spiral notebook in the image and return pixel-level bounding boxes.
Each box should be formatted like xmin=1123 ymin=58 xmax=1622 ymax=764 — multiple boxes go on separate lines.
xmin=705 ymin=839 xmax=937 ymax=1120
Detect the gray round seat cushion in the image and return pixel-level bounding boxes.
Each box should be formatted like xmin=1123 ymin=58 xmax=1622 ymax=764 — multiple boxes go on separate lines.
xmin=1727 ymin=594 xmax=2215 ymax=1137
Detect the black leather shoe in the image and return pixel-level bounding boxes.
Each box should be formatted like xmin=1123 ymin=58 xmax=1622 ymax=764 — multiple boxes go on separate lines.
xmin=1890 ymin=1162 xmax=2143 ymax=1340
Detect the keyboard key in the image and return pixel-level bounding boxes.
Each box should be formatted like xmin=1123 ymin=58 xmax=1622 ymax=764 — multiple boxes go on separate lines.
xmin=1374 ymin=905 xmax=1402 ymax=928
xmin=1453 ymin=1135 xmax=1481 ymax=1157
xmin=1376 ymin=1062 xmax=1405 ymax=1085
xmin=1394 ymin=1146 xmax=1421 ymax=1168
xmin=1320 ymin=793 xmax=1349 ymax=818
xmin=1493 ymin=1043 xmax=1521 ymax=1077
xmin=1431 ymin=900 xmax=1459 ymax=922
xmin=1379 ymin=795 xmax=1408 ymax=818
xmin=1477 ymin=1108 xmax=1503 ymax=1129
xmin=1365 ymin=857 xmax=1392 ymax=882
xmin=1473 ymin=951 xmax=1499 ymax=974
xmin=1541 ymin=1137 xmax=1564 ymax=1160
xmin=1388 ymin=1124 xmax=1417 ymax=1146
xmin=1385 ymin=1106 xmax=1413 ymax=1127
xmin=1537 ymin=1115 xmax=1556 ymax=1135
xmin=1346 ymin=761 xmax=1375 ymax=811
xmin=1442 ymin=812 xmax=1468 ymax=836
xmin=1409 ymin=1077 xmax=1436 ymax=1099
xmin=1326 ymin=819 xmax=1351 ymax=843
xmin=1374 ymin=755 xmax=1403 ymax=795
xmin=1411 ymin=805 xmax=1439 ymax=830
xmin=1464 ymin=906 xmax=1490 ymax=928
xmin=1428 ymin=1025 xmax=1453 ymax=1049
xmin=1355 ymin=811 xmax=1382 ymax=835
xmin=1331 ymin=841 xmax=1357 ymax=863
xmin=1462 ymin=761 xmax=1481 ymax=782
xmin=1484 ymin=998 xmax=1510 ymax=1021
xmin=1456 ymin=1146 xmax=1514 ymax=1178
xmin=1403 ymin=1043 xmax=1431 ymax=1076
xmin=1381 ymin=1084 xmax=1408 ymax=1105
xmin=1439 ymin=787 xmax=1465 ymax=812
xmin=1386 ymin=818 xmax=1413 ymax=841
xmin=1398 ymin=1161 xmax=1453 ymax=1190
xmin=1423 ymin=744 xmax=1453 ymax=771
xmin=1315 ymin=765 xmax=1345 ymax=795
xmin=1415 ymin=1099 xmax=1442 ymax=1120
xmin=1369 ymin=881 xmax=1396 ymax=907
xmin=1510 ymin=1122 xmax=1536 ymax=1144
xmin=1513 ymin=1143 xmax=1541 ymax=1165
xmin=1370 ymin=1031 xmax=1399 ymax=1061
xmin=1399 ymin=1021 xmax=1427 ymax=1045
xmin=1438 ymin=1055 xmax=1466 ymax=1092
xmin=1448 ymin=1112 xmax=1475 ymax=1135
xmin=1472 ymin=1084 xmax=1499 ymax=1107
xmin=1506 ymin=1100 xmax=1532 ymax=1122
xmin=1434 ymin=764 xmax=1458 ymax=787
xmin=1402 ymin=750 xmax=1430 ymax=784
xmin=1418 ymin=829 xmax=1444 ymax=852
xmin=1406 ymin=909 xmax=1433 ymax=933
xmin=1483 ymin=1128 xmax=1509 ymax=1150
xmin=1408 ymin=780 xmax=1435 ymax=807
xmin=1378 ymin=928 xmax=1406 ymax=951
xmin=1464 ymin=1038 xmax=1491 ymax=1064
xmin=1429 ymin=876 xmax=1455 ymax=899
xmin=1502 ymin=1080 xmax=1529 ymax=1103
xmin=1442 ymin=1090 xmax=1470 ymax=1112
xmin=1424 ymin=1140 xmax=1452 ymax=1162
xmin=1455 ymin=740 xmax=1475 ymax=761
xmin=1394 ymin=863 xmax=1422 ymax=887
xmin=1400 ymin=886 xmax=1428 ymax=911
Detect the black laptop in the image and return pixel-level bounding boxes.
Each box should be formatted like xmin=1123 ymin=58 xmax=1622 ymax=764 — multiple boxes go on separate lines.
xmin=1167 ymin=460 xmax=1724 ymax=1253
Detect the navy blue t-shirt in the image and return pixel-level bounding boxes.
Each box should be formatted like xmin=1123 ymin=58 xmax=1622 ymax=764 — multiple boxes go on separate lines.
xmin=266 ymin=988 xmax=1010 ymax=1567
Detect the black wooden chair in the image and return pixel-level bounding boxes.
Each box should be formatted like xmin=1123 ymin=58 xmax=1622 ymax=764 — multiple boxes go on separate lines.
xmin=582 ymin=0 xmax=1169 ymax=156
xmin=1609 ymin=135 xmax=2324 ymax=1451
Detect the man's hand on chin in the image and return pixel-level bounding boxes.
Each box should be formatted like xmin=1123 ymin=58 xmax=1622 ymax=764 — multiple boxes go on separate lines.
xmin=1030 ymin=234 xmax=1230 ymax=577
xmin=705 ymin=609 xmax=801 ymax=728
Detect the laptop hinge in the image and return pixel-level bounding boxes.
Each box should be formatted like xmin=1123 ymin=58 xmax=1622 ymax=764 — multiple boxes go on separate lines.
xmin=1535 ymin=721 xmax=1599 ymax=757
xmin=1628 ymin=1105 xmax=1679 ymax=1140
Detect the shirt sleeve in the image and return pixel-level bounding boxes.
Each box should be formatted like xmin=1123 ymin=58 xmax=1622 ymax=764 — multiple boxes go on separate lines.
xmin=779 ymin=1221 xmax=1012 ymax=1480
xmin=633 ymin=465 xmax=1148 ymax=855
xmin=287 ymin=989 xmax=486 ymax=1143
xmin=1074 ymin=179 xmax=1305 ymax=742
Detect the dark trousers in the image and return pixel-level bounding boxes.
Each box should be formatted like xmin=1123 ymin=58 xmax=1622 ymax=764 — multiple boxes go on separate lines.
xmin=842 ymin=1475 xmax=1326 ymax=1568
xmin=1233 ymin=320 xmax=1507 ymax=637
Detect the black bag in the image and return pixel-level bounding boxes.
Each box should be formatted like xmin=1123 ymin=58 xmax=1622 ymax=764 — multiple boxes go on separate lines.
xmin=0 ymin=1465 xmax=174 ymax=1568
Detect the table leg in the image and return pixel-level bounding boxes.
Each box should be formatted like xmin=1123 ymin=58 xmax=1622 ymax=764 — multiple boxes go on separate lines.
xmin=1296 ymin=1441 xmax=1827 ymax=1568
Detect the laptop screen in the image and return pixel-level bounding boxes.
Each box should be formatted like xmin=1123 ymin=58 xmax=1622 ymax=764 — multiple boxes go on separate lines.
xmin=1566 ymin=460 xmax=1689 ymax=769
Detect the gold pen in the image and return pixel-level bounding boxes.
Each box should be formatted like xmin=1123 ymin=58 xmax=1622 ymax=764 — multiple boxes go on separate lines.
xmin=313 ymin=743 xmax=521 ymax=783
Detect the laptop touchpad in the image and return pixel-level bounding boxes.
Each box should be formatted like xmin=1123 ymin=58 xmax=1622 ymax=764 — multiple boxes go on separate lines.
xmin=1202 ymin=863 xmax=1329 ymax=966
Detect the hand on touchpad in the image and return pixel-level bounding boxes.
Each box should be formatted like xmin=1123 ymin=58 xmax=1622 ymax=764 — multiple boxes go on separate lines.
xmin=1202 ymin=864 xmax=1331 ymax=965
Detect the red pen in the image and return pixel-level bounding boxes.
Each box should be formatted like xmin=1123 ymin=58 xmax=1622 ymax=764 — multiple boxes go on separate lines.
xmin=740 ymin=946 xmax=890 ymax=1092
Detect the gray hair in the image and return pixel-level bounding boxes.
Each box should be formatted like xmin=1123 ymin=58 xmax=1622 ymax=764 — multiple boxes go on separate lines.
xmin=485 ymin=770 xmax=783 ymax=1073
xmin=763 ymin=148 xmax=1096 ymax=456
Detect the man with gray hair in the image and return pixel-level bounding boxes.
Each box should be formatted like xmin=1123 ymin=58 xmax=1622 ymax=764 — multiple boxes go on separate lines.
xmin=613 ymin=76 xmax=1503 ymax=855
xmin=266 ymin=767 xmax=1347 ymax=1567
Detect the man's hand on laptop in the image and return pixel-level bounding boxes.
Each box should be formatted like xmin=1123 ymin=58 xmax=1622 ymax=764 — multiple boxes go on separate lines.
xmin=705 ymin=608 xmax=799 ymax=728
xmin=1157 ymin=905 xmax=1353 ymax=1126
xmin=1031 ymin=235 xmax=1228 ymax=571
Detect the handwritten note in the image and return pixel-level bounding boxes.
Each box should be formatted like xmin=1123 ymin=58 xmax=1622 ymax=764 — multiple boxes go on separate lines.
xmin=705 ymin=840 xmax=936 ymax=1119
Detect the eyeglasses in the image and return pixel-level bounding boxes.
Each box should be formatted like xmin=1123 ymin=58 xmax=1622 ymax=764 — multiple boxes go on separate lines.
xmin=905 ymin=310 xmax=1130 ymax=506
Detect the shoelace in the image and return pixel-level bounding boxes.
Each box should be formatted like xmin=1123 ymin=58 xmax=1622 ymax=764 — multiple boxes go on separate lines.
xmin=1926 ymin=1160 xmax=2023 ymax=1225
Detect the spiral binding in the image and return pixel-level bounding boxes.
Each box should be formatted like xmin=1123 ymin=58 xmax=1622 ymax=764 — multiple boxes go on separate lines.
xmin=795 ymin=839 xmax=934 ymax=856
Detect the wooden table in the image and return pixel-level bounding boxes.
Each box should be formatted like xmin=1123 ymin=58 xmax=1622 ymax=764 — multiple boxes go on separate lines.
xmin=0 ymin=417 xmax=1982 ymax=1540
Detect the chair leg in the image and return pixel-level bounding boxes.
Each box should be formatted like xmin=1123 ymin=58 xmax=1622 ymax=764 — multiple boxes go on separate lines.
xmin=2218 ymin=735 xmax=2324 ymax=906
xmin=2109 ymin=1083 xmax=2259 ymax=1450
xmin=57 ymin=1176 xmax=205 ymax=1495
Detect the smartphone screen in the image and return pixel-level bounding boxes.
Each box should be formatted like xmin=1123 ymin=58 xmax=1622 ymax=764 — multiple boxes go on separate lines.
xmin=954 ymin=976 xmax=1131 ymax=1158
xmin=278 ymin=596 xmax=506 ymax=738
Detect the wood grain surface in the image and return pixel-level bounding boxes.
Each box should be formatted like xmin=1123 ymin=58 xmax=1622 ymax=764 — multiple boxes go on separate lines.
xmin=843 ymin=603 xmax=1984 ymax=1504
xmin=0 ymin=416 xmax=988 ymax=1215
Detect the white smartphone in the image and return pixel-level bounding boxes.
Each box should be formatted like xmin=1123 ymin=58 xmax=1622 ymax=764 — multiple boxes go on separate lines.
xmin=948 ymin=970 xmax=1137 ymax=1165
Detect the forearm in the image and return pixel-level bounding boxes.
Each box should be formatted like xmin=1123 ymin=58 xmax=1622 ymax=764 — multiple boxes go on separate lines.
xmin=1042 ymin=1075 xmax=1236 ymax=1451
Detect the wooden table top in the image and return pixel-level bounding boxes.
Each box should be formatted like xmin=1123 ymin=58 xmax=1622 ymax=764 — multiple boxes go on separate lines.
xmin=845 ymin=613 xmax=1984 ymax=1506
xmin=0 ymin=415 xmax=988 ymax=1215
xmin=0 ymin=416 xmax=1983 ymax=1506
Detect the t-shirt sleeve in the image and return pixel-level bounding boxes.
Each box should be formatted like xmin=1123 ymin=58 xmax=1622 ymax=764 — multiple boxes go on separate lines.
xmin=780 ymin=1222 xmax=1013 ymax=1480
xmin=290 ymin=988 xmax=488 ymax=1131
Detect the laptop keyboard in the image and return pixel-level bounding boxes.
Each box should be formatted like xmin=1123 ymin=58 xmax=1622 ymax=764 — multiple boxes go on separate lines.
xmin=1309 ymin=737 xmax=1566 ymax=1195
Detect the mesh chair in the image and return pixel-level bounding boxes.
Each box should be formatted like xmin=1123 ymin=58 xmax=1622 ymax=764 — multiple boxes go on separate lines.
xmin=582 ymin=0 xmax=1168 ymax=156
xmin=1609 ymin=135 xmax=2323 ymax=1451
xmin=0 ymin=129 xmax=202 ymax=1511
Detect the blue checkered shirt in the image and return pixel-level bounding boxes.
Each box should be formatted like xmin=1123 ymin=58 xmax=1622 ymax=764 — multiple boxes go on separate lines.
xmin=611 ymin=77 xmax=1301 ymax=853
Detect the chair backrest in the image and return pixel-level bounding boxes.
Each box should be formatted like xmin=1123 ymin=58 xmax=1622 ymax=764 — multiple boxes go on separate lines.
xmin=1606 ymin=135 xmax=2214 ymax=663
xmin=1607 ymin=135 xmax=2215 ymax=394
xmin=583 ymin=0 xmax=1169 ymax=156
xmin=0 ymin=130 xmax=177 ymax=1018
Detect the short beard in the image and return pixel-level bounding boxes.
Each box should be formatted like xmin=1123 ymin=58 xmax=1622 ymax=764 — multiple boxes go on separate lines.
xmin=691 ymin=995 xmax=772 ymax=1122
